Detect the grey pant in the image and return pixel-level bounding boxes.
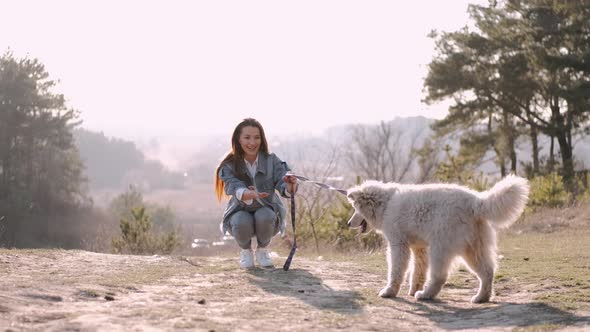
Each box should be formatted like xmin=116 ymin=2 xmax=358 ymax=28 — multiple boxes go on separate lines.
xmin=229 ymin=207 xmax=278 ymax=249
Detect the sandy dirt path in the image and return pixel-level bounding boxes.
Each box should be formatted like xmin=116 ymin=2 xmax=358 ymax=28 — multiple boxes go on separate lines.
xmin=1 ymin=249 xmax=589 ymax=331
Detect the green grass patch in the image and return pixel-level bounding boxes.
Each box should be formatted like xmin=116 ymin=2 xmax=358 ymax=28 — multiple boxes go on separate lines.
xmin=497 ymin=228 xmax=590 ymax=311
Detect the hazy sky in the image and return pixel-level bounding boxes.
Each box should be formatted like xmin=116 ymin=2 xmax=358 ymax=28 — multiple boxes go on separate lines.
xmin=2 ymin=0 xmax=485 ymax=141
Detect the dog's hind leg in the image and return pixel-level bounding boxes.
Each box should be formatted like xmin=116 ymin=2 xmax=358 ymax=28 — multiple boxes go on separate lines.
xmin=408 ymin=247 xmax=428 ymax=296
xmin=462 ymin=250 xmax=495 ymax=303
xmin=414 ymin=245 xmax=453 ymax=301
xmin=379 ymin=242 xmax=410 ymax=298
xmin=462 ymin=223 xmax=497 ymax=303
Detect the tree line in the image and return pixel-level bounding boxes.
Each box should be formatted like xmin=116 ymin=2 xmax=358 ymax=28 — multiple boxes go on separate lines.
xmin=423 ymin=0 xmax=590 ymax=191
xmin=0 ymin=51 xmax=88 ymax=246
xmin=0 ymin=50 xmax=184 ymax=248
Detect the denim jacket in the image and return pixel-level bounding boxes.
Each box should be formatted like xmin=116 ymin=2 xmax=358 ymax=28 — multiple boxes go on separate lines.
xmin=218 ymin=152 xmax=291 ymax=236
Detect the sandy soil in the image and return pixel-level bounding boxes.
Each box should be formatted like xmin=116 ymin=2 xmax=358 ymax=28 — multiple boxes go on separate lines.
xmin=1 ymin=248 xmax=589 ymax=332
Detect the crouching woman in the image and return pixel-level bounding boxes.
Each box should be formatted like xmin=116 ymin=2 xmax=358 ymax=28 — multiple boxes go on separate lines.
xmin=214 ymin=118 xmax=297 ymax=268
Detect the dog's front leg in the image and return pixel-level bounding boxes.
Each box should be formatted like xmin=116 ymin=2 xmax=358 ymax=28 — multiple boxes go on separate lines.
xmin=379 ymin=242 xmax=410 ymax=298
xmin=414 ymin=245 xmax=453 ymax=301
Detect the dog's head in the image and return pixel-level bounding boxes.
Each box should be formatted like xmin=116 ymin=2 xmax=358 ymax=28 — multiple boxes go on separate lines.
xmin=346 ymin=180 xmax=389 ymax=233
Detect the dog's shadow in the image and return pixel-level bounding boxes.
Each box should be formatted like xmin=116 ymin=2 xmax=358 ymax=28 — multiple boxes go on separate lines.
xmin=389 ymin=297 xmax=590 ymax=330
xmin=245 ymin=264 xmax=589 ymax=329
xmin=246 ymin=266 xmax=364 ymax=314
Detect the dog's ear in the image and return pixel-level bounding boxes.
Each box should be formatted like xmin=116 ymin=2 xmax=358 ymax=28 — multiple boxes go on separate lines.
xmin=347 ymin=191 xmax=359 ymax=201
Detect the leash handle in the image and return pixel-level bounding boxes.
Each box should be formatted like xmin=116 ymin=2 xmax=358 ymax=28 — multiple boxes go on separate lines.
xmin=282 ymin=192 xmax=297 ymax=271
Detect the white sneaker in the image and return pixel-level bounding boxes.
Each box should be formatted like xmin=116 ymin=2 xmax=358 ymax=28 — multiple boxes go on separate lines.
xmin=255 ymin=248 xmax=274 ymax=267
xmin=239 ymin=249 xmax=254 ymax=269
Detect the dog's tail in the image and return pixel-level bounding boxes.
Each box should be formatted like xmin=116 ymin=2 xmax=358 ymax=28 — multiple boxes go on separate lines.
xmin=477 ymin=175 xmax=529 ymax=229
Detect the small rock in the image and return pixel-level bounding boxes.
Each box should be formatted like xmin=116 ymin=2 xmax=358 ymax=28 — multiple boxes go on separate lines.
xmin=104 ymin=295 xmax=115 ymax=301
xmin=523 ymin=257 xmax=529 ymax=261
xmin=198 ymin=299 xmax=206 ymax=304
xmin=297 ymin=290 xmax=305 ymax=293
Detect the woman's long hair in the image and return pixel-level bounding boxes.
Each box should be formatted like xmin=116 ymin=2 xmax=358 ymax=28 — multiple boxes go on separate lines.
xmin=214 ymin=118 xmax=269 ymax=202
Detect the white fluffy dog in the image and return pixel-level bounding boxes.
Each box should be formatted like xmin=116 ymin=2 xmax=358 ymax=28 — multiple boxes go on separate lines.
xmin=346 ymin=175 xmax=529 ymax=303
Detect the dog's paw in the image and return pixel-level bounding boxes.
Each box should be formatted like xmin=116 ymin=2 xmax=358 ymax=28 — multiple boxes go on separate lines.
xmin=470 ymin=294 xmax=491 ymax=303
xmin=408 ymin=286 xmax=423 ymax=297
xmin=378 ymin=287 xmax=395 ymax=298
xmin=414 ymin=290 xmax=433 ymax=301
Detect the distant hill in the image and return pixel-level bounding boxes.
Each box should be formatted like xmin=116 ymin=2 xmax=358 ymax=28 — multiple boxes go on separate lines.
xmin=74 ymin=129 xmax=185 ymax=192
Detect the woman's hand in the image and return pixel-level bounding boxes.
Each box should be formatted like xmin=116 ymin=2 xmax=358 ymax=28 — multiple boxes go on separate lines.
xmin=282 ymin=174 xmax=299 ymax=194
xmin=242 ymin=186 xmax=269 ymax=200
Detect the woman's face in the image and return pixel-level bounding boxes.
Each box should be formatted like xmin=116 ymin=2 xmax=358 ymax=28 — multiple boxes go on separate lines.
xmin=239 ymin=125 xmax=261 ymax=160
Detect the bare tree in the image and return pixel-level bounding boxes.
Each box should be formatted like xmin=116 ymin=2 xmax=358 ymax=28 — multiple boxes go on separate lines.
xmin=294 ymin=145 xmax=343 ymax=254
xmin=414 ymin=137 xmax=445 ymax=183
xmin=278 ymin=139 xmax=344 ymax=255
xmin=345 ymin=121 xmax=426 ymax=183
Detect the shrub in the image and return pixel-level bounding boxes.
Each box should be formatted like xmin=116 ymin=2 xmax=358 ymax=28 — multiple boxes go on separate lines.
xmin=529 ymin=173 xmax=571 ymax=208
xmin=573 ymin=171 xmax=590 ymax=204
xmin=111 ymin=207 xmax=180 ymax=255
xmin=294 ymin=195 xmax=382 ymax=253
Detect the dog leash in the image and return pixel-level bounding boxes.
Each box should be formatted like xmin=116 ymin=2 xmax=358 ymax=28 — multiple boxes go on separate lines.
xmin=282 ymin=174 xmax=347 ymax=271
xmin=282 ymin=192 xmax=297 ymax=271
xmin=286 ymin=173 xmax=348 ymax=195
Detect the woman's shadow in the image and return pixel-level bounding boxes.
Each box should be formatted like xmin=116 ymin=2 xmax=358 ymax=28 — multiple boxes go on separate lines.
xmin=246 ymin=266 xmax=364 ymax=314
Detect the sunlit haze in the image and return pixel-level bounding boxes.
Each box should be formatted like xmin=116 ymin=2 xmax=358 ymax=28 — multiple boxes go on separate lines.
xmin=1 ymin=0 xmax=486 ymax=143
